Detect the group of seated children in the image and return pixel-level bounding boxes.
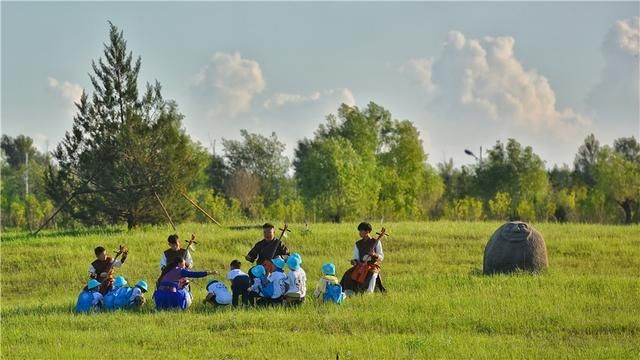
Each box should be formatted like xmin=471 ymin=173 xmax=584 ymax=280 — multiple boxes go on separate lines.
xmin=76 ymin=276 xmax=148 ymax=313
xmin=206 ymin=253 xmax=346 ymax=308
xmin=77 ymin=246 xmax=346 ymax=313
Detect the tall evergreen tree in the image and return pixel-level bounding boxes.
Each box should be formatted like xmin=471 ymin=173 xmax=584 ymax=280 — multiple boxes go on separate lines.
xmin=45 ymin=22 xmax=207 ymax=229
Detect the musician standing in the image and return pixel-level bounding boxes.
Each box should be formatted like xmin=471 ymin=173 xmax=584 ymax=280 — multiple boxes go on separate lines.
xmin=340 ymin=222 xmax=386 ymax=294
xmin=160 ymin=234 xmax=193 ymax=272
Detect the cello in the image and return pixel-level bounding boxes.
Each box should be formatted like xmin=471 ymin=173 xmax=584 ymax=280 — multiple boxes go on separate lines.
xmin=350 ymin=227 xmax=387 ymax=284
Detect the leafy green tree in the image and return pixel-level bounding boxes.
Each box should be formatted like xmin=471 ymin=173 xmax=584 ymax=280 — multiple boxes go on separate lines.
xmin=378 ymin=120 xmax=429 ymax=219
xmin=613 ymin=137 xmax=640 ymax=163
xmin=574 ymin=134 xmax=600 ymax=187
xmin=295 ymin=137 xmax=378 ymax=222
xmin=222 ymin=130 xmax=289 ymax=203
xmin=45 ymin=22 xmax=208 ymax=229
xmin=594 ymin=146 xmax=640 ymax=224
xmin=489 ymin=192 xmax=512 ymax=220
xmin=1 ymin=135 xmax=53 ymax=229
xmin=475 ymin=139 xmax=551 ymax=221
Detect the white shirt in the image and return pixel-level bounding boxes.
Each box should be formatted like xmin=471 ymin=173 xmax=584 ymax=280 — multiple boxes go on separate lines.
xmin=159 ymin=250 xmax=193 ymax=271
xmin=88 ymin=260 xmax=122 ymax=276
xmin=207 ymin=281 xmax=232 ymax=305
xmin=226 ymin=269 xmax=247 ymax=281
xmin=91 ymin=292 xmax=104 ymax=306
xmin=353 ymin=240 xmax=384 ymax=261
xmin=248 ymin=277 xmax=262 ymax=293
xmin=268 ymin=271 xmax=288 ymax=299
xmin=286 ymin=268 xmax=307 ymax=298
xmin=129 ymin=287 xmax=143 ymax=302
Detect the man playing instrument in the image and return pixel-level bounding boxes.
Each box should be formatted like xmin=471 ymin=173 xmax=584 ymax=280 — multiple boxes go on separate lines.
xmin=340 ymin=222 xmax=386 ymax=294
xmin=160 ymin=234 xmax=193 ymax=272
xmin=245 ymin=223 xmax=290 ymax=273
xmin=89 ymin=245 xmax=128 ymax=295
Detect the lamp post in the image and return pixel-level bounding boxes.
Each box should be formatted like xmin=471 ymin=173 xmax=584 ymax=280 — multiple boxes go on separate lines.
xmin=464 ymin=147 xmax=483 ymax=165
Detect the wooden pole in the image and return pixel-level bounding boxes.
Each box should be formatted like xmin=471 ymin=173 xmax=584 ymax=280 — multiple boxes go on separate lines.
xmin=154 ymin=192 xmax=176 ymax=231
xmin=181 ymin=193 xmax=222 ymax=226
xmin=32 ymin=192 xmax=78 ymax=236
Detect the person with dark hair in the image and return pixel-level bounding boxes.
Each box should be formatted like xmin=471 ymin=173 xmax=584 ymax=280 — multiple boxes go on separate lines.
xmin=153 ymin=257 xmax=216 ymax=310
xmin=245 ymin=223 xmax=290 ymax=273
xmin=340 ymin=222 xmax=386 ymax=295
xmin=89 ymin=245 xmax=127 ymax=295
xmin=160 ymin=234 xmax=193 ymax=272
xmin=227 ymin=260 xmax=252 ymax=307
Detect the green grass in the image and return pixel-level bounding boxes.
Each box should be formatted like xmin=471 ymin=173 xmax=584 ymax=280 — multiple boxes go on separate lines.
xmin=2 ymin=221 xmax=639 ymax=359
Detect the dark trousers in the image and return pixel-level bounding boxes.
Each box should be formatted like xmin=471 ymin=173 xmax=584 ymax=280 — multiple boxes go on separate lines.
xmin=231 ymin=275 xmax=251 ymax=307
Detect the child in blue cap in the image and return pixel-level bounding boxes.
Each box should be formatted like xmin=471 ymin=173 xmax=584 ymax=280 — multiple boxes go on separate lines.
xmin=129 ymin=281 xmax=148 ymax=308
xmin=284 ymin=254 xmax=306 ymax=306
xmin=247 ymin=264 xmax=268 ymax=306
xmin=266 ymin=257 xmax=288 ymax=305
xmin=314 ymin=263 xmax=345 ymax=304
xmin=76 ymin=279 xmax=104 ymax=313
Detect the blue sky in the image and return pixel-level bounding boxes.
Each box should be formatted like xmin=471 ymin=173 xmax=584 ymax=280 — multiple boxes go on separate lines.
xmin=2 ymin=2 xmax=639 ymax=167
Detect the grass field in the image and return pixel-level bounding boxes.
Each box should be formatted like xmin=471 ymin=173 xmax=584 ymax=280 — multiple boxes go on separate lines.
xmin=1 ymin=221 xmax=639 ymax=359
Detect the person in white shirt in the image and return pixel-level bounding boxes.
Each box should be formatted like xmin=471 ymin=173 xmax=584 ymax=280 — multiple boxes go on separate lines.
xmin=340 ymin=222 xmax=387 ymax=295
xmin=159 ymin=234 xmax=193 ymax=272
xmin=265 ymin=257 xmax=288 ymax=305
xmin=284 ymin=255 xmax=306 ymax=306
xmin=204 ymin=279 xmax=232 ymax=306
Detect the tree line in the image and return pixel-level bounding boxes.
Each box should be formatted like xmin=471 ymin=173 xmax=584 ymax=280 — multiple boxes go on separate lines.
xmin=2 ymin=23 xmax=638 ymax=230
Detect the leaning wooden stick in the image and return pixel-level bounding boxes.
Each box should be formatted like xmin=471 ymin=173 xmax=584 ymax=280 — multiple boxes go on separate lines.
xmin=154 ymin=192 xmax=176 ymax=231
xmin=181 ymin=193 xmax=222 ymax=226
xmin=32 ymin=192 xmax=79 ymax=236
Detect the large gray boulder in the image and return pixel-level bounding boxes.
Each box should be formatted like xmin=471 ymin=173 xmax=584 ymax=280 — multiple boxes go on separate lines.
xmin=483 ymin=221 xmax=548 ymax=274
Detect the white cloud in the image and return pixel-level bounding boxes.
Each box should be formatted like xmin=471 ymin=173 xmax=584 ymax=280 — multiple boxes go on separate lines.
xmin=586 ymin=16 xmax=640 ymax=135
xmin=194 ymin=52 xmax=266 ymax=118
xmin=406 ymin=58 xmax=435 ymax=93
xmin=413 ymin=31 xmax=591 ymax=139
xmin=48 ymin=77 xmax=82 ymax=110
xmin=263 ymin=88 xmax=355 ymax=109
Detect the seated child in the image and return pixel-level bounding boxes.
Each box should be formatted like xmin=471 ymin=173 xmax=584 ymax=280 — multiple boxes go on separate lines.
xmin=227 ymin=260 xmax=252 ymax=307
xmin=129 ymin=281 xmax=148 ymax=308
xmin=104 ymin=276 xmax=132 ymax=310
xmin=248 ymin=265 xmax=268 ymax=306
xmin=76 ymin=279 xmax=104 ymax=313
xmin=204 ymin=279 xmax=233 ymax=307
xmin=314 ymin=263 xmax=345 ymax=304
xmin=265 ymin=257 xmax=288 ymax=305
xmin=284 ymin=255 xmax=307 ymax=306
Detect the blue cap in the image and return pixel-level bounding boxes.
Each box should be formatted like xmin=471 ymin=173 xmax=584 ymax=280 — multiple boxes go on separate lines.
xmin=135 ymin=280 xmax=148 ymax=292
xmin=291 ymin=252 xmax=302 ymax=264
xmin=286 ymin=256 xmax=301 ymax=271
xmin=87 ymin=279 xmax=101 ymax=290
xmin=322 ymin=263 xmax=336 ymax=275
xmin=113 ymin=276 xmax=127 ymax=287
xmin=272 ymin=258 xmax=286 ymax=269
xmin=251 ymin=265 xmax=266 ymax=278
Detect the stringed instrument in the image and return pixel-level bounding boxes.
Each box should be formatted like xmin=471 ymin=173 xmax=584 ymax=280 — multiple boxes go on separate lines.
xmin=351 ymin=228 xmax=387 ymax=284
xmin=104 ymin=244 xmax=128 ymax=278
xmin=262 ymin=224 xmax=290 ymax=274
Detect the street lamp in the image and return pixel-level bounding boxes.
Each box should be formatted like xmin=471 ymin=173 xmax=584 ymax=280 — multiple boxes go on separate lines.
xmin=464 ymin=149 xmax=478 ymax=161
xmin=464 ymin=147 xmax=483 ymax=164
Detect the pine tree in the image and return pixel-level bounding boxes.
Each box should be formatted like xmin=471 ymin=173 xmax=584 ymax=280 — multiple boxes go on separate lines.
xmin=46 ymin=22 xmax=207 ymax=229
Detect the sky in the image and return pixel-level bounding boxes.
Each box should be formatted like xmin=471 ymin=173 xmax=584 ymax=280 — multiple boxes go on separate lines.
xmin=2 ymin=1 xmax=639 ymax=168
